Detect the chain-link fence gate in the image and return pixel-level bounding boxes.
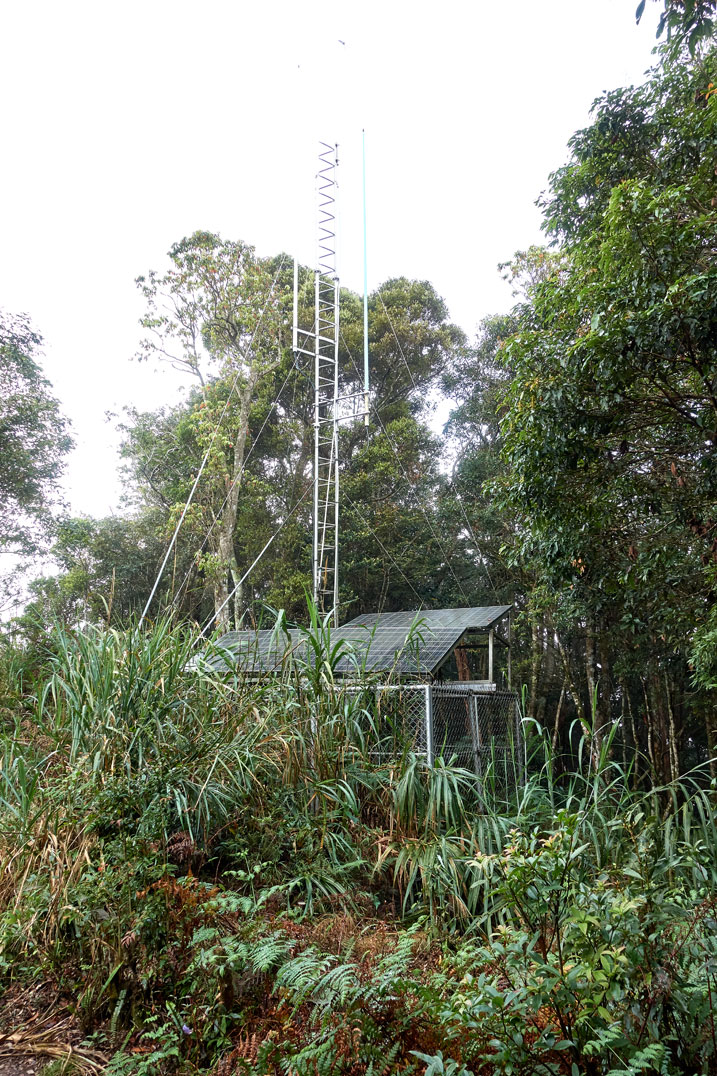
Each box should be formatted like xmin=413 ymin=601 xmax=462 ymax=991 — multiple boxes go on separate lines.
xmin=430 ymin=685 xmax=523 ymax=791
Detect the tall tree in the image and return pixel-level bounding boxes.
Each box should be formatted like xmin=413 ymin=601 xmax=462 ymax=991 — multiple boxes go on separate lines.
xmin=494 ymin=43 xmax=717 ymax=776
xmin=0 ymin=310 xmax=72 ymax=611
xmin=136 ymin=233 xmax=284 ymax=630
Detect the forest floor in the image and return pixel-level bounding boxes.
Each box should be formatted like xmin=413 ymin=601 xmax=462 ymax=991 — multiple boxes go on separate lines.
xmin=0 ymin=1057 xmax=41 ymax=1076
xmin=0 ymin=982 xmax=98 ymax=1076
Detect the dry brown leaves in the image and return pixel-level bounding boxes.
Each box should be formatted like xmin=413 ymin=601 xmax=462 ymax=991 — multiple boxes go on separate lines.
xmin=0 ymin=991 xmax=107 ymax=1075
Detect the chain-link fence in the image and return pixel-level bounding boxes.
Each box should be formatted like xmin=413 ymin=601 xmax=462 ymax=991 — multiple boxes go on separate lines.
xmin=347 ymin=683 xmax=430 ymax=760
xmin=349 ymin=682 xmax=523 ymax=789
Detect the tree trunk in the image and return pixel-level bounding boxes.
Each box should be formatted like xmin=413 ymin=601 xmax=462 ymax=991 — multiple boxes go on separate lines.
xmin=597 ymin=630 xmax=613 ymax=757
xmin=642 ymin=677 xmax=658 ymax=786
xmin=211 ymin=372 xmax=258 ymax=627
xmin=213 ymin=571 xmax=231 ymax=633
xmin=551 ymin=682 xmax=566 ymax=755
xmin=706 ymin=711 xmax=717 ymax=783
xmin=643 ymin=673 xmax=672 ymax=787
xmin=455 ymin=647 xmax=471 ymax=681
xmin=557 ymin=633 xmax=585 ymax=729
xmin=664 ymin=673 xmax=680 ymax=784
xmin=585 ymin=620 xmax=603 ymax=771
xmin=621 ymin=678 xmax=640 ymax=787
xmin=653 ymin=674 xmax=672 ymax=786
xmin=528 ymin=615 xmax=542 ymax=723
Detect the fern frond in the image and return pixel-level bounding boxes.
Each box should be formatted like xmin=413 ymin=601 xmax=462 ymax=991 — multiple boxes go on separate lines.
xmin=249 ymin=931 xmax=291 ymax=973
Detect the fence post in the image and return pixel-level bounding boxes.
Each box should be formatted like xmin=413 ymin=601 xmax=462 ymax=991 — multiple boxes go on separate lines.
xmin=425 ymin=684 xmax=434 ymax=767
xmin=470 ymin=693 xmax=482 ymax=781
xmin=515 ymin=696 xmax=525 ymax=785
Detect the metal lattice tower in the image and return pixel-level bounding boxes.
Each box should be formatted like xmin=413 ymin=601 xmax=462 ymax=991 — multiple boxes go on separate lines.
xmin=294 ymin=143 xmax=341 ymax=624
xmin=293 ymin=139 xmax=370 ymax=626
xmin=313 ymin=143 xmax=340 ymax=622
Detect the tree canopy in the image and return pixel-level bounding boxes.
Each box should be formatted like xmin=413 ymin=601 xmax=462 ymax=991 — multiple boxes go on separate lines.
xmin=500 ymin=47 xmax=716 ymax=634
xmin=476 ymin=41 xmax=717 ymax=777
xmin=119 ymin=265 xmax=470 ymax=628
xmin=0 ymin=311 xmax=72 ymax=609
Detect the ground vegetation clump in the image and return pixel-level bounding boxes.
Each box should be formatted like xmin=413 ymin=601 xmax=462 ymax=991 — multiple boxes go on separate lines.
xmin=0 ymin=618 xmax=715 ymax=1075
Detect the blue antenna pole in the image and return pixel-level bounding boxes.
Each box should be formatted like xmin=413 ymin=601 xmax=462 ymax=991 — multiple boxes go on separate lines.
xmin=362 ymin=129 xmax=370 ymax=427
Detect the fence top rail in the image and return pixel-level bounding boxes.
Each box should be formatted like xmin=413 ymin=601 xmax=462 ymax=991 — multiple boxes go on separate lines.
xmin=345 ymin=682 xmax=429 ymax=693
xmin=431 ymin=681 xmax=498 ymax=694
xmin=344 ymin=682 xmax=518 ymax=700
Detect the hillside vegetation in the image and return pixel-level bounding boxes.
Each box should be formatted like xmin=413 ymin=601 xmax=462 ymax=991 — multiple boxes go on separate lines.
xmin=0 ymin=619 xmax=715 ymax=1074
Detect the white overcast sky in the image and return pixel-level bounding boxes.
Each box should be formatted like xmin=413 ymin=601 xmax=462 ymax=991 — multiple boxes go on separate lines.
xmin=1 ymin=0 xmax=662 ymax=520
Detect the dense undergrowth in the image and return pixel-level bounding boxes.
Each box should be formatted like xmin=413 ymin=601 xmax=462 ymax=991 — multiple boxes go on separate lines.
xmin=0 ymin=618 xmax=716 ymax=1075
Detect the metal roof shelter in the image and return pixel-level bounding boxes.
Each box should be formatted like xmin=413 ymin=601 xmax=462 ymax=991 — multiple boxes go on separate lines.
xmin=201 ymin=605 xmax=512 ymax=682
xmin=197 ymin=605 xmax=522 ymax=784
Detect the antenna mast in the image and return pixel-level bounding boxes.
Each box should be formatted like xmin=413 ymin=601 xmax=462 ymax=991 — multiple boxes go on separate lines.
xmin=293 ymin=139 xmax=370 ymax=627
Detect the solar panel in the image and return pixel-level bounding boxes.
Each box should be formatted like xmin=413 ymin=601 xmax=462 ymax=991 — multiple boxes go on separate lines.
xmin=331 ymin=624 xmax=465 ymax=675
xmin=200 ymin=629 xmax=305 ymax=673
xmin=199 ymin=607 xmax=511 ymax=678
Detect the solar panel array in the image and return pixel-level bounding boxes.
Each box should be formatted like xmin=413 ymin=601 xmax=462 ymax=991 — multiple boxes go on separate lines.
xmin=198 ymin=606 xmax=511 ymax=678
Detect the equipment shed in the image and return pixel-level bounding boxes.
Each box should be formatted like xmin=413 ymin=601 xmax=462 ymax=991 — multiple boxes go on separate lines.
xmin=198 ymin=605 xmax=522 ymax=783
